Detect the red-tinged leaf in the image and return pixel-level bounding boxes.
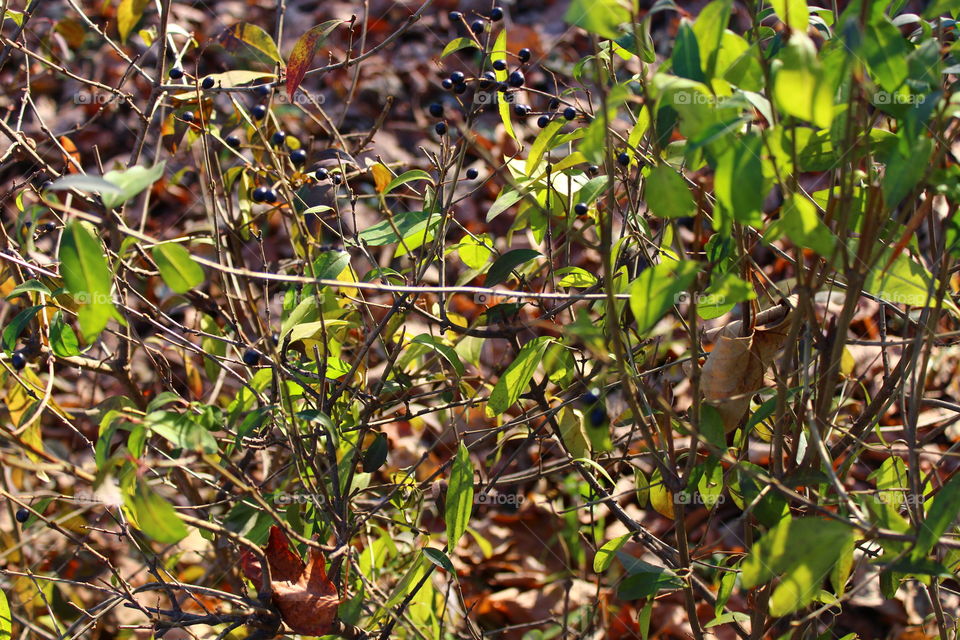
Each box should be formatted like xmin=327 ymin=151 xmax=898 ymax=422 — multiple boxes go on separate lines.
xmin=286 ymin=21 xmax=342 ymax=99
xmin=239 ymin=526 xmax=340 ymax=635
xmin=274 ymin=549 xmax=339 ymax=635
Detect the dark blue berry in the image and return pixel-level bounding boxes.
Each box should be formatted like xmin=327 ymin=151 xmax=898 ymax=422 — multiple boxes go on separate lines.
xmin=201 ymin=76 xmax=215 ymax=89
xmin=588 ymin=164 xmax=599 ymax=175
xmin=11 ymin=351 xmax=26 ymax=370
xmin=537 ymin=115 xmax=551 ymax=128
xmin=263 ymin=188 xmax=278 ymax=203
xmin=225 ymin=135 xmax=241 ymax=148
xmin=15 ymin=508 xmax=28 ymax=523
xmin=252 ymin=187 xmax=267 ymax=202
xmin=589 ymin=406 xmax=607 ymax=427
xmin=513 ymin=103 xmax=530 ymax=117
xmin=290 ymin=149 xmax=307 ymax=164
xmin=479 ymin=72 xmax=496 ymax=88
xmin=497 ymin=81 xmax=509 ymax=92
xmin=507 ymin=70 xmax=525 ymax=87
xmin=442 ymin=78 xmax=453 ymax=90
xmin=429 ymin=102 xmax=444 ymax=117
xmin=181 ymin=111 xmax=195 ymax=123
xmin=518 ymin=48 xmax=531 ymax=62
xmin=580 ymin=390 xmax=600 ymax=405
xmin=252 ymin=104 xmax=267 ymax=119
xmin=332 ymin=173 xmax=343 ymax=184
xmin=470 ymin=20 xmax=484 ymax=33
xmin=271 ymin=131 xmax=286 ymax=146
xmin=450 ymin=71 xmax=465 ymax=84
xmin=490 ymin=7 xmax=503 ymax=20
xmin=169 ymin=67 xmax=184 ymax=80
xmin=563 ymin=106 xmax=577 ymax=120
xmin=449 ymin=11 xmax=462 ymax=21
xmin=617 ymin=152 xmax=631 ymax=166
xmin=255 ymin=84 xmax=271 ymax=97
xmin=242 ymin=349 xmax=260 ymax=366
xmin=435 ymin=122 xmax=448 ymax=135
xmin=453 ymin=82 xmax=467 ymax=94
xmin=315 ymin=168 xmax=329 ymax=181
xmin=466 ymin=168 xmax=479 ymax=180
xmin=493 ymin=59 xmax=507 ymax=71
xmin=574 ymin=203 xmax=588 ymax=216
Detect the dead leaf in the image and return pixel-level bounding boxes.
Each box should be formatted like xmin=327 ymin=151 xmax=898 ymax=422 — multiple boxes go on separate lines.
xmin=285 ymin=21 xmax=342 ymax=99
xmin=241 ymin=526 xmax=339 ymax=635
xmin=700 ymin=297 xmax=795 ymax=431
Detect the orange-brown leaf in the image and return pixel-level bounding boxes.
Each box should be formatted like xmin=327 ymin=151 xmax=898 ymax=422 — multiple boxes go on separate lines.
xmin=285 ymin=21 xmax=342 ymax=100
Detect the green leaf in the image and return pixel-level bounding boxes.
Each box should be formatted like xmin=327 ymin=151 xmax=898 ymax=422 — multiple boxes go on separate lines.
xmin=485 ymin=249 xmax=541 ymax=287
xmin=146 ymin=411 xmax=219 ymax=454
xmin=629 ymin=260 xmax=700 ymax=335
xmin=525 ymin=118 xmax=566 ymax=175
xmin=773 ymin=33 xmax=833 ymax=128
xmin=645 ymin=164 xmax=696 ymax=218
xmin=594 ymin=533 xmax=631 ymax=572
xmin=565 ymin=0 xmax=630 ymax=40
xmin=383 ymin=170 xmax=432 ymax=195
xmin=861 ymin=18 xmax=909 ymax=92
xmin=313 ymin=250 xmax=351 ymax=280
xmin=285 ymin=20 xmax=341 ymax=98
xmin=101 ymin=162 xmax=166 ymax=210
xmin=556 ymin=267 xmax=597 ymax=287
xmin=770 ymin=0 xmax=809 ymax=31
xmin=222 ymin=23 xmax=282 ymax=63
xmin=441 ymin=37 xmax=480 ymax=57
xmin=47 ymin=174 xmax=123 ymax=197
xmin=488 ymin=337 xmax=552 ymax=416
xmin=363 ymin=432 xmax=389 ymax=473
xmin=740 ymin=517 xmax=854 ymax=616
xmin=458 ymin=235 xmax=494 ymax=270
xmin=492 ymin=30 xmax=517 ymax=142
xmin=423 ymin=547 xmax=455 ymax=573
xmin=715 ymin=132 xmax=764 ymax=226
xmin=151 ymin=243 xmax=205 ymax=294
xmin=864 ymin=249 xmax=941 ymax=309
xmin=768 ymin=193 xmax=835 ymax=256
xmin=2 ymin=305 xmax=42 ymax=353
xmin=446 ymin=442 xmax=474 ymax=547
xmin=911 ymin=474 xmax=960 ymax=562
xmin=672 ymin=21 xmax=704 ymax=82
xmin=691 ymin=0 xmax=732 ymax=78
xmin=412 ymin=335 xmax=465 ymax=376
xmin=50 ymin=313 xmax=80 ymax=357
xmin=59 ymin=221 xmax=119 ymax=342
xmin=5 ymin=279 xmax=51 ymax=300
xmin=487 ymin=189 xmax=524 ymax=222
xmin=359 ymin=211 xmax=435 ymax=246
xmin=126 ymin=480 xmax=189 ymax=544
xmin=697 ymin=272 xmax=756 ymax=320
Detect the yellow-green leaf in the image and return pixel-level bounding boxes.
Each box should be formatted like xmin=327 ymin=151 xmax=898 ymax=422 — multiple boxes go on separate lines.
xmin=152 ymin=243 xmax=205 ymax=294
xmin=117 ymin=0 xmax=148 ymax=44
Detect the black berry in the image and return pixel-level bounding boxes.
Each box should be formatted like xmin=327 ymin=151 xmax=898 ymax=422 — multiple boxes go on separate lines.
xmin=507 ymin=70 xmax=525 ymax=87
xmin=181 ymin=111 xmax=195 ymax=123
xmin=225 ymin=135 xmax=241 ymax=148
xmin=242 ymin=349 xmax=260 ymax=366
xmin=169 ymin=67 xmax=184 ymax=80
xmin=589 ymin=406 xmax=607 ymax=427
xmin=11 ymin=351 xmax=26 ymax=370
xmin=252 ymin=104 xmax=267 ymax=119
xmin=290 ymin=149 xmax=307 ymax=165
xmin=581 ymin=390 xmax=599 ymax=405
xmin=479 ymin=72 xmax=496 ymax=88
xmin=201 ymin=76 xmax=215 ymax=89
xmin=548 ymin=98 xmax=560 ymax=110
xmin=449 ymin=11 xmax=462 ymax=21
xmin=252 ymin=187 xmax=267 ymax=202
xmin=453 ymin=82 xmax=467 ymax=94
xmin=263 ymin=188 xmax=278 ymax=203
xmin=470 ymin=20 xmax=484 ymax=33
xmin=255 ymin=84 xmax=272 ymax=97
xmin=497 ymin=81 xmax=509 ymax=92
xmin=574 ymin=203 xmax=588 ymax=216
xmin=466 ymin=168 xmax=479 ymax=180
xmin=450 ymin=71 xmax=465 ymax=84
xmin=588 ymin=164 xmax=599 ymax=175
xmin=490 ymin=7 xmax=503 ymax=20
xmin=518 ymin=48 xmax=531 ymax=62
xmin=271 ymin=131 xmax=286 ymax=146
xmin=429 ymin=102 xmax=444 ymax=117
xmin=537 ymin=115 xmax=551 ymax=128
xmin=435 ymin=122 xmax=448 ymax=135
xmin=563 ymin=106 xmax=577 ymax=120
xmin=442 ymin=78 xmax=454 ymax=90
xmin=315 ymin=168 xmax=329 ymax=181
xmin=41 ymin=222 xmax=56 ymax=232
xmin=332 ymin=173 xmax=343 ymax=185
xmin=493 ymin=59 xmax=507 ymax=71
xmin=15 ymin=508 xmax=28 ymax=523
xmin=513 ymin=103 xmax=530 ymax=117
xmin=617 ymin=152 xmax=631 ymax=166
